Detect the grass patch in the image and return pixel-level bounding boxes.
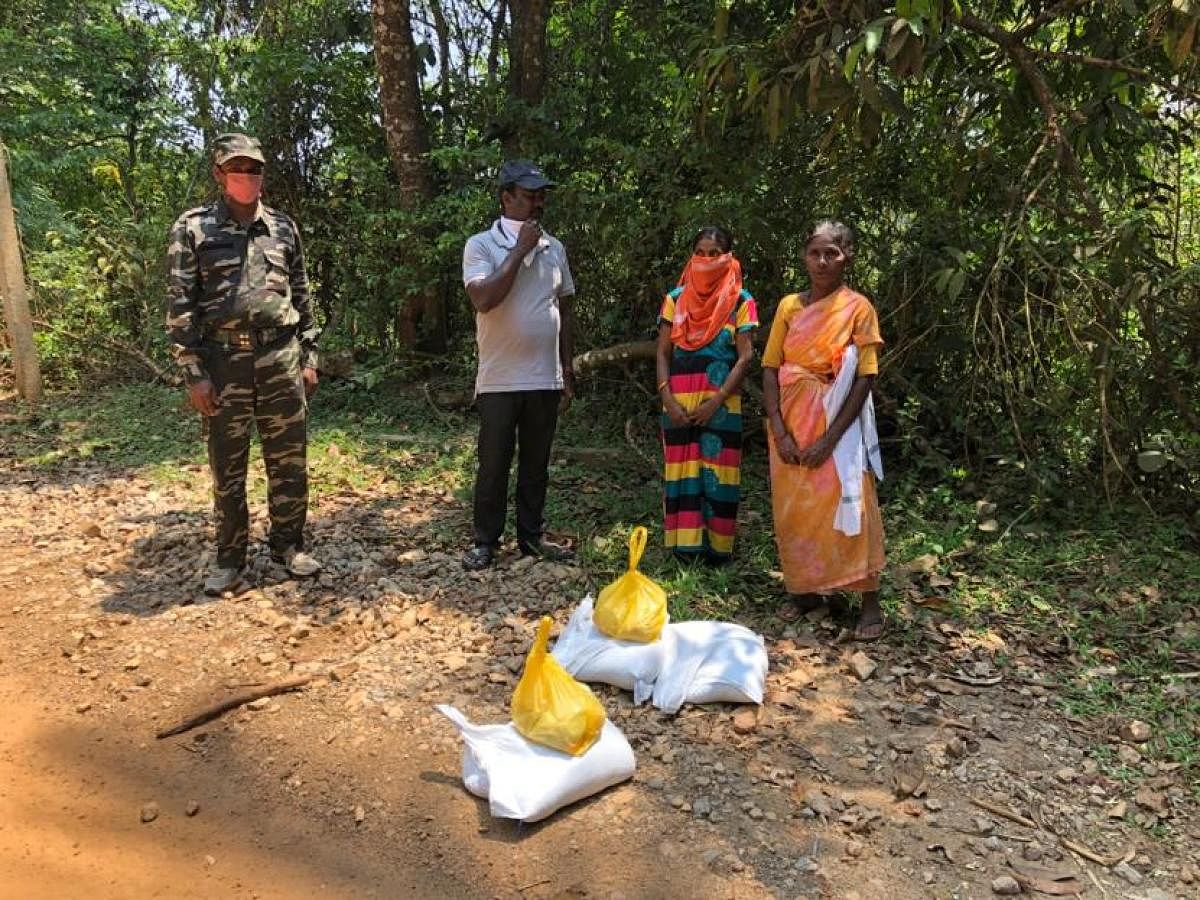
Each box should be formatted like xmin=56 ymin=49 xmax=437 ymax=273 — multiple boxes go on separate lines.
xmin=0 ymin=383 xmax=202 ymax=470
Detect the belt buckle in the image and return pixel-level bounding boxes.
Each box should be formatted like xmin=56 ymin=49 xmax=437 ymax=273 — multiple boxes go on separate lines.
xmin=235 ymin=331 xmax=253 ymax=350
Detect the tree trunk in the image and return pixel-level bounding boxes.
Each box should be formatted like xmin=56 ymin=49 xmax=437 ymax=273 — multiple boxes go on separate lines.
xmin=429 ymin=0 xmax=453 ymax=138
xmin=190 ymin=66 xmax=216 ymax=150
xmin=504 ymin=0 xmax=549 ymax=154
xmin=0 ymin=141 xmax=44 ymax=403
xmin=487 ymin=0 xmax=508 ymax=88
xmin=370 ymin=0 xmax=445 ymax=351
xmin=509 ymin=0 xmax=549 ymax=105
xmin=371 ymin=0 xmax=435 ymax=208
xmin=122 ymin=116 xmax=141 ymax=222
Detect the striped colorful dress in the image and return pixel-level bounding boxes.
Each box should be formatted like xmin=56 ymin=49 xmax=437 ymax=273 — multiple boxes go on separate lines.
xmin=660 ymin=286 xmax=759 ymax=559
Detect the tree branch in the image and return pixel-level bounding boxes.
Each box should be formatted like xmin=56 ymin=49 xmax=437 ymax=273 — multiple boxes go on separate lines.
xmin=62 ymin=134 xmax=129 ymax=152
xmin=957 ymin=13 xmax=1102 ymax=225
xmin=1026 ymin=48 xmax=1200 ymax=103
xmin=1013 ymin=0 xmax=1091 ymax=40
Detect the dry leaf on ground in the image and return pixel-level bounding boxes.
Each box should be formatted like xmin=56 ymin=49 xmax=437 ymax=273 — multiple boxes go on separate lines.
xmin=1009 ymin=859 xmax=1085 ymax=896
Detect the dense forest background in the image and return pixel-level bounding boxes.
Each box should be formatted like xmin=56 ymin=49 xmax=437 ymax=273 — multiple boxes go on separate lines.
xmin=1 ymin=0 xmax=1197 ymax=507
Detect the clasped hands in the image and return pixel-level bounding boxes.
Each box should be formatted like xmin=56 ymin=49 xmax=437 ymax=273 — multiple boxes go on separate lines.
xmin=773 ymin=430 xmax=834 ymax=468
xmin=664 ymin=394 xmax=723 ymax=429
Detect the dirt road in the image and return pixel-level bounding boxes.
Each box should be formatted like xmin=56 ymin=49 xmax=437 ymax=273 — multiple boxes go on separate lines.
xmin=1 ymin=447 xmax=1194 ymax=899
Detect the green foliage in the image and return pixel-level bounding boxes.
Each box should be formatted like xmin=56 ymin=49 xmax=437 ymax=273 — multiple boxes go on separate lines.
xmin=688 ymin=1 xmax=1200 ymax=502
xmin=0 ymin=0 xmax=1197 ymax=502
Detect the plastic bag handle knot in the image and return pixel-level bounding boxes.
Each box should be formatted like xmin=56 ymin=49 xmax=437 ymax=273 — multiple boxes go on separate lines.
xmin=626 ymin=526 xmax=648 ymax=571
xmin=531 ymin=616 xmax=552 ymax=661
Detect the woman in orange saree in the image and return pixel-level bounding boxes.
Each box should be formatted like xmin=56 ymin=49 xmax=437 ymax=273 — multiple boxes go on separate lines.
xmin=761 ymin=222 xmax=886 ymax=639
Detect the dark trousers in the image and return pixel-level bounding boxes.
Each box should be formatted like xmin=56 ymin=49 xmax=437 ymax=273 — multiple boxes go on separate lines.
xmin=205 ymin=336 xmax=308 ymax=568
xmin=473 ymin=390 xmax=561 ymax=548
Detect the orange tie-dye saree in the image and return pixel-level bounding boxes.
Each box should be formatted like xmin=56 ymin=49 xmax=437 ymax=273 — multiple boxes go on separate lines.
xmin=766 ymin=287 xmax=885 ymax=594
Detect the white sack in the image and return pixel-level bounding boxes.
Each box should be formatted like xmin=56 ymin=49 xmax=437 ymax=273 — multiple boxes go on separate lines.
xmin=436 ymin=704 xmax=636 ymax=823
xmin=551 ymin=595 xmax=666 ymax=703
xmin=650 ymin=620 xmax=768 ymax=714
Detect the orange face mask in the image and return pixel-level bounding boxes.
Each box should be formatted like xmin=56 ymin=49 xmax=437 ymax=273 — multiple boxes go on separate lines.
xmin=224 ymin=173 xmax=262 ymax=205
xmin=670 ymin=252 xmax=743 ymax=352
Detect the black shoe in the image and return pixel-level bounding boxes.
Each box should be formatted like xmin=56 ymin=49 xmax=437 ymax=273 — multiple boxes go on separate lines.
xmin=517 ymin=538 xmax=575 ymax=562
xmin=462 ymin=544 xmax=495 ymax=571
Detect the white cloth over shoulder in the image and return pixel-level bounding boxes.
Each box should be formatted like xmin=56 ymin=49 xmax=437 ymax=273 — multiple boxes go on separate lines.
xmin=823 ymin=343 xmax=884 ymax=537
xmin=650 ymin=620 xmax=769 ymax=714
xmin=436 ymin=705 xmax=636 ymax=823
xmin=551 ymin=595 xmax=665 ymax=703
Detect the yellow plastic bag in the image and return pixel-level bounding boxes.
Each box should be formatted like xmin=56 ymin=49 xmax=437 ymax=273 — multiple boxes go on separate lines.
xmin=511 ymin=616 xmax=606 ymax=756
xmin=593 ymin=526 xmax=668 ymax=643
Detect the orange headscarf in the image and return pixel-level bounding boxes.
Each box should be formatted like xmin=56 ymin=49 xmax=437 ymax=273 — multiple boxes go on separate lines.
xmin=670 ymin=253 xmax=743 ymax=351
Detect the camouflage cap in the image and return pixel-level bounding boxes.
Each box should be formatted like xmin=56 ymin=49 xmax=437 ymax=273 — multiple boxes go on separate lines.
xmin=212 ymin=132 xmax=265 ymax=166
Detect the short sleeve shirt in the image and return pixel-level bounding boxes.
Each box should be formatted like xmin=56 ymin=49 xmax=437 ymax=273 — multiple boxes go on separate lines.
xmin=462 ymin=220 xmax=575 ymax=394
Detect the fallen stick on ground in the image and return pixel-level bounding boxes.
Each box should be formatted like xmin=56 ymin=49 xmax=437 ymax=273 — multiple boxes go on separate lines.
xmin=970 ymin=797 xmax=1125 ymax=867
xmin=944 ymin=671 xmax=1003 ymax=686
xmin=1086 ymin=868 xmax=1111 ymax=898
xmin=156 ymin=674 xmax=314 ymax=739
xmin=971 ymin=796 xmax=1037 ymax=829
xmin=1059 ymin=837 xmax=1124 ymax=868
xmin=553 ymin=446 xmax=628 ymax=466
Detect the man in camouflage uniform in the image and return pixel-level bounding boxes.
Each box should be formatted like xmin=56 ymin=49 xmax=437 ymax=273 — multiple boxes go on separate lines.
xmin=166 ymin=133 xmax=323 ymax=596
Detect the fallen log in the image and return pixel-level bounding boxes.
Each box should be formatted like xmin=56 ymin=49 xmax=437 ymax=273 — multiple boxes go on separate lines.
xmin=572 ymin=322 xmax=772 ymax=376
xmin=572 ymin=340 xmax=657 ymax=375
xmin=155 ymin=674 xmax=313 ymax=739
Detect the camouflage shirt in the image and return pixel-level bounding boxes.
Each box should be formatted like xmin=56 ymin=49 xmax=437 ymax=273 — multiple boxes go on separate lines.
xmin=165 ymin=198 xmax=320 ymax=383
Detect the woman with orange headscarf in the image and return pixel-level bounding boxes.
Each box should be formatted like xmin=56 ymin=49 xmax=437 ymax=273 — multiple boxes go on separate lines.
xmin=656 ymin=227 xmax=758 ymax=564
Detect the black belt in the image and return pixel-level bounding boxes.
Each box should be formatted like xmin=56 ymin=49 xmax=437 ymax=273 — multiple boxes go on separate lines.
xmin=202 ymin=325 xmax=295 ymax=350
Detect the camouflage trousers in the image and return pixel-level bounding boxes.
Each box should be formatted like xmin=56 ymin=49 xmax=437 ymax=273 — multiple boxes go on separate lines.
xmin=204 ymin=335 xmax=308 ymax=568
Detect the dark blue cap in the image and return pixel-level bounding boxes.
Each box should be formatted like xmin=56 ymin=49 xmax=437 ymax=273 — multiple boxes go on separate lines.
xmin=498 ymin=159 xmax=554 ymax=190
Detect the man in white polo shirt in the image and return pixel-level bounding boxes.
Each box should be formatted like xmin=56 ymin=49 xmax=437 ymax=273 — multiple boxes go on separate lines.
xmin=461 ymin=159 xmax=576 ymax=570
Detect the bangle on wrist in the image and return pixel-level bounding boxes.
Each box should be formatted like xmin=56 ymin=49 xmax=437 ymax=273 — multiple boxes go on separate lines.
xmin=657 ymin=380 xmax=669 ymax=392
